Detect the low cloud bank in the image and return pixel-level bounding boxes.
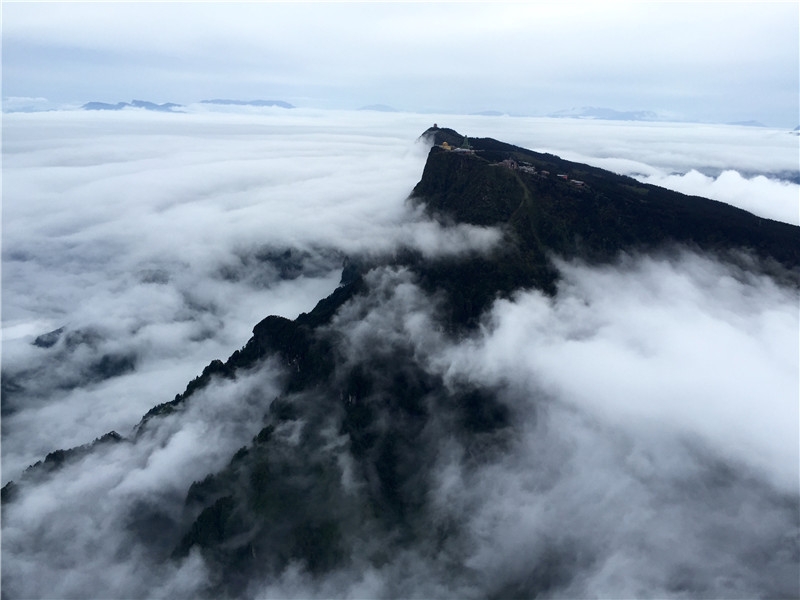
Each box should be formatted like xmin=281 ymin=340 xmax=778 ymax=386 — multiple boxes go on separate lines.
xmin=636 ymin=169 xmax=799 ymax=225
xmin=1 ymin=110 xmax=498 ymax=479
xmin=2 ymin=364 xmax=284 ymax=598
xmin=2 ymin=110 xmax=798 ymax=598
xmin=442 ymin=251 xmax=799 ymax=493
xmin=3 ymin=251 xmax=797 ymax=598
xmin=249 ymin=252 xmax=798 ymax=598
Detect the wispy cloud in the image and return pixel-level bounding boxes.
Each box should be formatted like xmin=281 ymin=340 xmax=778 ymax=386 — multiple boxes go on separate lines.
xmin=1 ymin=109 xmax=498 ymax=476
xmin=2 ymin=109 xmax=797 ymax=599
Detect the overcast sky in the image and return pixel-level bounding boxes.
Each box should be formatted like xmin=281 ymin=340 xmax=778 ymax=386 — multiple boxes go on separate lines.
xmin=2 ymin=2 xmax=798 ymax=126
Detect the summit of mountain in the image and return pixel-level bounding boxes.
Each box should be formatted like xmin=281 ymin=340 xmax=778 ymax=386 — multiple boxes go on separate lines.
xmin=416 ymin=126 xmax=798 ymax=267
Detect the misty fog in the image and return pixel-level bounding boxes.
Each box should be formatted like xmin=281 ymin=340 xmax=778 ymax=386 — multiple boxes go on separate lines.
xmin=2 ymin=108 xmax=798 ymax=599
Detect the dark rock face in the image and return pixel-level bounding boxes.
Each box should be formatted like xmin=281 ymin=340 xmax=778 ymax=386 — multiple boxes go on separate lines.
xmin=33 ymin=327 xmax=65 ymax=348
xmin=2 ymin=431 xmax=124 ymax=503
xmin=415 ymin=127 xmax=800 ymax=267
xmin=5 ymin=129 xmax=799 ymax=598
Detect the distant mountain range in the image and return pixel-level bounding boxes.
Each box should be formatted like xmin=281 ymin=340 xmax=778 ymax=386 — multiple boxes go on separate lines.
xmin=81 ymin=99 xmax=295 ymax=111
xmin=5 ymin=98 xmax=786 ymax=128
xmin=82 ymin=99 xmax=184 ymax=112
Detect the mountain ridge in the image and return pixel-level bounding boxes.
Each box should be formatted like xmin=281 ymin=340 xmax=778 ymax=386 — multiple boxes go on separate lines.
xmin=416 ymin=127 xmax=798 ymax=263
xmin=7 ymin=125 xmax=798 ymax=488
xmin=82 ymin=99 xmax=184 ymax=112
xmin=3 ymin=127 xmax=798 ymax=598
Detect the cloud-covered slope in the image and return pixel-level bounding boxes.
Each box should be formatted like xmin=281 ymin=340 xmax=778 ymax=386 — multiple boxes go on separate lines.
xmin=2 ymin=115 xmax=797 ymax=599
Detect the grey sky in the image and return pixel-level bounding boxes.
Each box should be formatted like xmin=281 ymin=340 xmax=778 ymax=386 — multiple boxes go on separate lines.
xmin=2 ymin=1 xmax=798 ymax=126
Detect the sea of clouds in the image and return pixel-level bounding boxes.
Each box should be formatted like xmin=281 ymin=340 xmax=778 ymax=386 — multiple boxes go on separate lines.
xmin=2 ymin=107 xmax=798 ymax=598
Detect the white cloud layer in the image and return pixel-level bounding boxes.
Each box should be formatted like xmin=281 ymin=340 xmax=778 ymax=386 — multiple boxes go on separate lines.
xmin=3 ymin=109 xmax=796 ymax=475
xmin=637 ymin=169 xmax=799 ymax=225
xmin=255 ymin=258 xmax=798 ymax=598
xmin=2 ymin=109 xmax=504 ymax=478
xmin=2 ymin=109 xmax=797 ymax=598
xmin=441 ymin=252 xmax=799 ymax=492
